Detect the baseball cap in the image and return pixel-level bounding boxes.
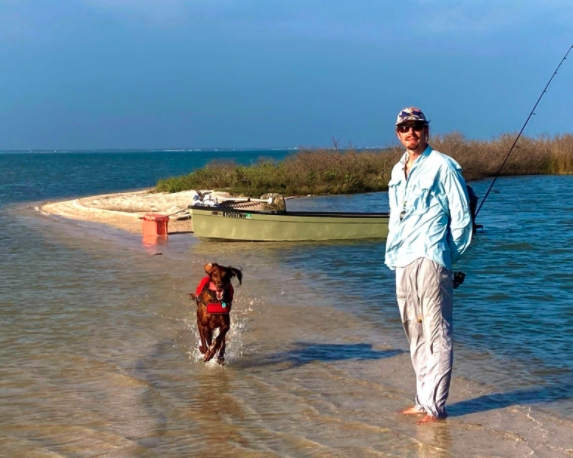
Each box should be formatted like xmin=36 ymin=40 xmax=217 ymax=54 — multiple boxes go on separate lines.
xmin=395 ymin=107 xmax=429 ymax=126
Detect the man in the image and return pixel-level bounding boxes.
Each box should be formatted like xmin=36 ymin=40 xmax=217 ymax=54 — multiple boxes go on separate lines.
xmin=385 ymin=107 xmax=473 ymax=423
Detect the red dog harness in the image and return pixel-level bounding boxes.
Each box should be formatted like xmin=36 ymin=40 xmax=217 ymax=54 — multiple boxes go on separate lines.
xmin=196 ymin=276 xmax=234 ymax=314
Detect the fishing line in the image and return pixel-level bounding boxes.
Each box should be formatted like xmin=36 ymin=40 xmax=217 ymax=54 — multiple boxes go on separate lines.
xmin=476 ymin=44 xmax=573 ymax=217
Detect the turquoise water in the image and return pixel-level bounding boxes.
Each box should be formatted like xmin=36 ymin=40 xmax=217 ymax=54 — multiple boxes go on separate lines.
xmin=1 ymin=150 xmax=573 ymax=456
xmin=0 ymin=150 xmax=287 ymax=204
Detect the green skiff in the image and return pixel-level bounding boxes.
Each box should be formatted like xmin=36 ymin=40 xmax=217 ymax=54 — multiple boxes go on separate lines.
xmin=190 ymin=207 xmax=389 ymax=242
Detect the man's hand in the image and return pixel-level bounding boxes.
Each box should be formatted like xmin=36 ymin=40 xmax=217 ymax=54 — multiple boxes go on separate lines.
xmin=453 ymin=271 xmax=466 ymax=289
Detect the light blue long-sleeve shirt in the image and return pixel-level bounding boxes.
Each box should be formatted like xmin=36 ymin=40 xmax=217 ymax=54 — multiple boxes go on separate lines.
xmin=385 ymin=146 xmax=473 ymax=271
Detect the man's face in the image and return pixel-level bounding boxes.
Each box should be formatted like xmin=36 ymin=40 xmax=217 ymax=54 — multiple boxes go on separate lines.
xmin=396 ymin=122 xmax=428 ymax=151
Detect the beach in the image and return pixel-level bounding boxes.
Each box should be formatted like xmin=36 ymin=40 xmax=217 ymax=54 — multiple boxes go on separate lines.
xmin=40 ymin=189 xmax=207 ymax=233
xmin=39 ymin=188 xmax=275 ymax=235
xmin=2 ymin=151 xmax=573 ymax=457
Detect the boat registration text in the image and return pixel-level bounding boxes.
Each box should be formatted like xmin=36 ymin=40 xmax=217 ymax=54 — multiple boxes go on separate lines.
xmin=210 ymin=211 xmax=252 ymax=220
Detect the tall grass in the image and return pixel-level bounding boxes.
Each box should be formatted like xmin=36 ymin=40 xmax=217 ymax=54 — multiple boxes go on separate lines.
xmin=432 ymin=132 xmax=573 ymax=181
xmin=156 ymin=133 xmax=573 ymax=197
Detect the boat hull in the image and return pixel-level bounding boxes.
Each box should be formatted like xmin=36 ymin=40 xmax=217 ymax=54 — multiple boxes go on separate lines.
xmin=190 ymin=207 xmax=389 ymax=242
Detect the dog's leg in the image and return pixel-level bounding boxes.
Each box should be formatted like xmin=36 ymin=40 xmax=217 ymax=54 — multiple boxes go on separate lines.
xmin=198 ymin=324 xmax=207 ymax=354
xmin=205 ymin=324 xmax=230 ymax=364
xmin=197 ymin=308 xmax=208 ymax=354
xmin=216 ymin=317 xmax=231 ymax=365
xmin=205 ymin=328 xmax=213 ymax=348
xmin=203 ymin=328 xmax=215 ymax=362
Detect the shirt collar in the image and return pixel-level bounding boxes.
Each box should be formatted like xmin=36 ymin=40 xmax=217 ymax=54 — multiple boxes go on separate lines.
xmin=399 ymin=144 xmax=433 ymax=170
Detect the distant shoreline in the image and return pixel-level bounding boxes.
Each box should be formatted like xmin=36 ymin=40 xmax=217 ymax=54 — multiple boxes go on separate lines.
xmin=0 ymin=147 xmax=299 ymax=155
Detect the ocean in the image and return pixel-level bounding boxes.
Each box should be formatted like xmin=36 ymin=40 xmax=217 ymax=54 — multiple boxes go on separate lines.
xmin=1 ymin=150 xmax=572 ymax=457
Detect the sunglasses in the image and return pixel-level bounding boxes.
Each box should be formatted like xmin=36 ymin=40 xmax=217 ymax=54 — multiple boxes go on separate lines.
xmin=396 ymin=123 xmax=427 ymax=133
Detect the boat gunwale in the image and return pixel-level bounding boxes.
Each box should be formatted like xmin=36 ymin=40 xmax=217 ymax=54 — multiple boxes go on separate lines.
xmin=190 ymin=206 xmax=389 ymax=219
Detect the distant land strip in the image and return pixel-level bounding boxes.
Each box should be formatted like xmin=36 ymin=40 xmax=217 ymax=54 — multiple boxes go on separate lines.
xmin=156 ymin=132 xmax=573 ymax=197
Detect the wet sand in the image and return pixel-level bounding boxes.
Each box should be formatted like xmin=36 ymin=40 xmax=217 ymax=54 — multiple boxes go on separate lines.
xmin=24 ymin=188 xmax=573 ymax=457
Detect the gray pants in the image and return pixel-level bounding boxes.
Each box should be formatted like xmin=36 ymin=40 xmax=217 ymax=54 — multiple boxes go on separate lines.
xmin=396 ymin=257 xmax=454 ymax=418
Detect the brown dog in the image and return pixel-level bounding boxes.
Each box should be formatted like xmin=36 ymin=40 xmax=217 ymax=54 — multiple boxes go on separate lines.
xmin=189 ymin=263 xmax=242 ymax=365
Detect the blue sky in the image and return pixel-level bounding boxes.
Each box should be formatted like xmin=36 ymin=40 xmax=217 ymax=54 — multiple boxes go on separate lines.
xmin=0 ymin=1 xmax=571 ymax=149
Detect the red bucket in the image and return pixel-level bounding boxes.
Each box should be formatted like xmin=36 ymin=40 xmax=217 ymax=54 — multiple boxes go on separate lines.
xmin=142 ymin=213 xmax=169 ymax=236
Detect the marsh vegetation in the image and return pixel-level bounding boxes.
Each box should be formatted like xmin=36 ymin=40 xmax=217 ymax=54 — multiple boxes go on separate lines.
xmin=156 ymin=132 xmax=573 ymax=197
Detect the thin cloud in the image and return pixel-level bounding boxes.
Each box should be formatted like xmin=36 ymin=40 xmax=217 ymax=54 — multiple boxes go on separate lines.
xmin=76 ymin=1 xmax=573 ymax=41
xmin=417 ymin=0 xmax=573 ymax=34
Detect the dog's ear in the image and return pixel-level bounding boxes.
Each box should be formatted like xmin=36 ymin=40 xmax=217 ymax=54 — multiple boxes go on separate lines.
xmin=204 ymin=263 xmax=218 ymax=274
xmin=228 ymin=267 xmax=242 ymax=285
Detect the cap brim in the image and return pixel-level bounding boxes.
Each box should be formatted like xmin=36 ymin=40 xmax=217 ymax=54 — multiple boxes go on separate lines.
xmin=395 ymin=119 xmax=430 ymax=126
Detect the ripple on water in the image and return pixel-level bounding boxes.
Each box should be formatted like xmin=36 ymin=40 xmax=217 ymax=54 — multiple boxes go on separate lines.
xmin=3 ymin=169 xmax=573 ymax=455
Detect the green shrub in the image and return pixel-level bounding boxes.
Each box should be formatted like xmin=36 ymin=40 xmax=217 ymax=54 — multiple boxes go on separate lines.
xmin=156 ymin=133 xmax=573 ymax=196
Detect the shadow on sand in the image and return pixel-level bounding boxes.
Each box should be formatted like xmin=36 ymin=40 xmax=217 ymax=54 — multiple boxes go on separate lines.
xmin=241 ymin=342 xmax=406 ymax=370
xmin=448 ymin=381 xmax=572 ymax=417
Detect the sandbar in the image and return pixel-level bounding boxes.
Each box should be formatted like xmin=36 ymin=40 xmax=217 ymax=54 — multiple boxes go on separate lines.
xmin=39 ymin=189 xmax=230 ymax=234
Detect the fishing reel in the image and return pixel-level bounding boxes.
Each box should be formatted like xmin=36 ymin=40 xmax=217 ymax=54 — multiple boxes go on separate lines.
xmin=453 ymin=271 xmax=466 ymax=289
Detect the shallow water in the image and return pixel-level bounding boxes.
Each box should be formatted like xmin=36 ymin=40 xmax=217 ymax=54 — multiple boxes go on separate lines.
xmin=1 ymin=152 xmax=573 ymax=456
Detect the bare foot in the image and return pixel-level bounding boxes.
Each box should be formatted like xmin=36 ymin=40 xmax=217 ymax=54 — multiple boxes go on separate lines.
xmin=401 ymin=406 xmax=426 ymax=415
xmin=416 ymin=415 xmax=441 ymax=425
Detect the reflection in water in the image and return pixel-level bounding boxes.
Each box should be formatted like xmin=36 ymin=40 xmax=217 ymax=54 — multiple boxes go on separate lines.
xmin=415 ymin=422 xmax=453 ymax=458
xmin=142 ymin=234 xmax=169 ymax=249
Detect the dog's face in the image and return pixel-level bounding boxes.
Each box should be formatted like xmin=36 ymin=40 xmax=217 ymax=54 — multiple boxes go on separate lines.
xmin=204 ymin=263 xmax=242 ymax=290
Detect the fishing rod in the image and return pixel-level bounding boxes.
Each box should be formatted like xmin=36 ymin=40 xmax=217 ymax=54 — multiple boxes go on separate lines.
xmin=475 ymin=44 xmax=573 ymax=217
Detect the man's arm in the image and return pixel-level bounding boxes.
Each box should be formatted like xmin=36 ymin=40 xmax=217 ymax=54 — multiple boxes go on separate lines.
xmin=387 ymin=179 xmax=400 ymax=234
xmin=442 ymin=168 xmax=473 ymax=264
xmin=384 ymin=177 xmax=400 ymax=270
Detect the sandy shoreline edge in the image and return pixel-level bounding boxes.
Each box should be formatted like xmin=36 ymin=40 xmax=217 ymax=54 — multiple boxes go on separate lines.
xmin=38 ymin=189 xmax=231 ymax=234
